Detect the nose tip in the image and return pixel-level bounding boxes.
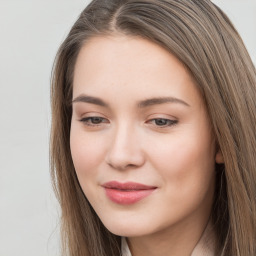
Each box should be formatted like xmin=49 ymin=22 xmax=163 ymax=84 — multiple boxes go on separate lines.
xmin=105 ymin=131 xmax=145 ymax=171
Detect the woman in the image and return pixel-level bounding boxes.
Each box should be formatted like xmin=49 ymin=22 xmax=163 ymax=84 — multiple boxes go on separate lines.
xmin=50 ymin=0 xmax=256 ymax=255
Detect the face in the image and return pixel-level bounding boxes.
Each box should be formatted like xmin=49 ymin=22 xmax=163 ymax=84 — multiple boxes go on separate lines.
xmin=70 ymin=35 xmax=221 ymax=238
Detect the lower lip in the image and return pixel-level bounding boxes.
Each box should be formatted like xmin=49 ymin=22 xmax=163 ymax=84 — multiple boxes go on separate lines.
xmin=104 ymin=188 xmax=155 ymax=205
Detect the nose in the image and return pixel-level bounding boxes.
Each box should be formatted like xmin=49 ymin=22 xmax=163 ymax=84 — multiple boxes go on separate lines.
xmin=105 ymin=124 xmax=145 ymax=171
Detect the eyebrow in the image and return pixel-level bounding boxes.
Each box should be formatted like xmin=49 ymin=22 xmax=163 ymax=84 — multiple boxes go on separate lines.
xmin=138 ymin=97 xmax=190 ymax=108
xmin=72 ymin=94 xmax=190 ymax=108
xmin=72 ymin=95 xmax=108 ymax=107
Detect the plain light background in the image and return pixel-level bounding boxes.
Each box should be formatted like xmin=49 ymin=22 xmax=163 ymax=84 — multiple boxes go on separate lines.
xmin=0 ymin=1 xmax=255 ymax=255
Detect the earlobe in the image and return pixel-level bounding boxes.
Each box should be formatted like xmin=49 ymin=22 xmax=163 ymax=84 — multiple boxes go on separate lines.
xmin=215 ymin=149 xmax=224 ymax=164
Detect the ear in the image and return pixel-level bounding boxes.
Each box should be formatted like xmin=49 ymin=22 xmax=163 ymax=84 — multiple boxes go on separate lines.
xmin=215 ymin=148 xmax=224 ymax=164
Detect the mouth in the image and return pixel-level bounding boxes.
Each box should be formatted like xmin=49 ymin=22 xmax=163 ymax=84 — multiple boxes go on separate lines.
xmin=102 ymin=181 xmax=157 ymax=205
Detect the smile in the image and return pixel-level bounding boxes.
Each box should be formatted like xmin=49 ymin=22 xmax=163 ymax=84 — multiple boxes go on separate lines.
xmin=102 ymin=181 xmax=157 ymax=205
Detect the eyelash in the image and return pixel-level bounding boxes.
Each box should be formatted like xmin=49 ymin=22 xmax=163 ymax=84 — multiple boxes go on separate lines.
xmin=79 ymin=116 xmax=109 ymax=126
xmin=79 ymin=117 xmax=178 ymax=128
xmin=147 ymin=118 xmax=178 ymax=128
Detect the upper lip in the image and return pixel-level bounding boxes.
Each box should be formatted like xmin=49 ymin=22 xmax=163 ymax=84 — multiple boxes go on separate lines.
xmin=102 ymin=181 xmax=157 ymax=190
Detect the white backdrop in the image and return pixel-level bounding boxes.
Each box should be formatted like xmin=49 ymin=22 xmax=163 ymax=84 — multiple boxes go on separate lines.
xmin=0 ymin=1 xmax=255 ymax=255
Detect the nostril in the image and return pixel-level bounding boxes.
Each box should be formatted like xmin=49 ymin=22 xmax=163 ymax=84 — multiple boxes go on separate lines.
xmin=105 ymin=150 xmax=145 ymax=171
xmin=107 ymin=161 xmax=138 ymax=171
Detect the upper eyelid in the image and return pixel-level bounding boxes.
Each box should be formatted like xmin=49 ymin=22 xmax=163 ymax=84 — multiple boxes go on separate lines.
xmin=146 ymin=115 xmax=178 ymax=122
xmin=78 ymin=111 xmax=108 ymax=118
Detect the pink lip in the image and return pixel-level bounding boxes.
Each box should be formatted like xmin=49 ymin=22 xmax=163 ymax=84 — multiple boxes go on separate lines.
xmin=102 ymin=181 xmax=157 ymax=205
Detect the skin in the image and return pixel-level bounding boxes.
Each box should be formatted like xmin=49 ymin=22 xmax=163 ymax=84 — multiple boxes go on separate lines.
xmin=70 ymin=35 xmax=223 ymax=256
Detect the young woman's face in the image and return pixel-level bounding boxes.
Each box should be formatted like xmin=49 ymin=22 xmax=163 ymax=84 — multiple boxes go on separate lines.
xmin=70 ymin=35 xmax=220 ymax=238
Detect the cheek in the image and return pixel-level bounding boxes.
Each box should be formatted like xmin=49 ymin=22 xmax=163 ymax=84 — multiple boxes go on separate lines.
xmin=148 ymin=131 xmax=216 ymax=192
xmin=70 ymin=125 xmax=105 ymax=179
xmin=147 ymin=134 xmax=216 ymax=223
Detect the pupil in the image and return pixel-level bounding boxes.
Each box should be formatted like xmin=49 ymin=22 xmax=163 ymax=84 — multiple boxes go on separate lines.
xmin=92 ymin=117 xmax=102 ymax=124
xmin=156 ymin=119 xmax=167 ymax=126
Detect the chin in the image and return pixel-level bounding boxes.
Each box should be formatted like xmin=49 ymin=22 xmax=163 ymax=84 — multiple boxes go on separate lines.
xmin=107 ymin=225 xmax=152 ymax=237
xmin=100 ymin=215 xmax=153 ymax=237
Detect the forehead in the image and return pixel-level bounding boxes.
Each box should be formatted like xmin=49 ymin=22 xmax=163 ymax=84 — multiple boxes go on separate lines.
xmin=73 ymin=35 xmax=202 ymax=107
xmin=74 ymin=34 xmax=188 ymax=78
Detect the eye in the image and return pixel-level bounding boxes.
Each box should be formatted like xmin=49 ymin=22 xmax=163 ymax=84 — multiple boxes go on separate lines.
xmin=79 ymin=116 xmax=109 ymax=126
xmin=148 ymin=118 xmax=178 ymax=127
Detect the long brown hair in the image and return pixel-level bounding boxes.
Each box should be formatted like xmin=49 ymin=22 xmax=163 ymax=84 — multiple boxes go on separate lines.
xmin=50 ymin=0 xmax=256 ymax=255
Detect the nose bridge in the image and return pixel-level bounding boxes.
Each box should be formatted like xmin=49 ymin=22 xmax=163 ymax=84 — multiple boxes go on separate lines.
xmin=106 ymin=121 xmax=144 ymax=170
